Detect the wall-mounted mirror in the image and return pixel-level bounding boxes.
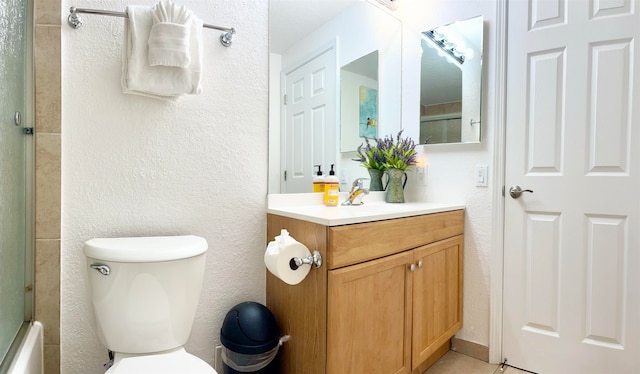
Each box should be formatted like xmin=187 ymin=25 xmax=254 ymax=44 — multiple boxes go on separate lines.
xmin=269 ymin=0 xmax=402 ymax=194
xmin=419 ymin=15 xmax=483 ymax=144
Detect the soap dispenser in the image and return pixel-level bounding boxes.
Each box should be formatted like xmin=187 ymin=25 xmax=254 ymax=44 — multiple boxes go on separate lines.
xmin=324 ymin=164 xmax=340 ymax=206
xmin=313 ymin=165 xmax=325 ymax=193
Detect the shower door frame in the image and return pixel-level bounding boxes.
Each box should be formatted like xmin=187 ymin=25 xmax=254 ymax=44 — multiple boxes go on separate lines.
xmin=0 ymin=0 xmax=35 ymax=369
xmin=22 ymin=0 xmax=35 ymax=322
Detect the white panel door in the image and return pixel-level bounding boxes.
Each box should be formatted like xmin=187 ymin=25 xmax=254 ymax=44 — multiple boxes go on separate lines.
xmin=503 ymin=0 xmax=640 ymax=372
xmin=281 ymin=46 xmax=336 ymax=193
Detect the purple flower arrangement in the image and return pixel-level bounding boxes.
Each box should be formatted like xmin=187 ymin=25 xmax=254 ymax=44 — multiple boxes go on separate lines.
xmin=353 ymin=137 xmax=386 ymax=170
xmin=354 ymin=130 xmax=417 ymax=171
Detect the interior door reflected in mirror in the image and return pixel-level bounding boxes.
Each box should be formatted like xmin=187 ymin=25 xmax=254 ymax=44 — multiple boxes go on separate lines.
xmin=419 ymin=15 xmax=483 ymax=144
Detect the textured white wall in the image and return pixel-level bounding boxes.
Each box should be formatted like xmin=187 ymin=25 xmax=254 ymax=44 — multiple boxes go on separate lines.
xmin=399 ymin=0 xmax=498 ymax=347
xmin=60 ymin=1 xmax=268 ymax=372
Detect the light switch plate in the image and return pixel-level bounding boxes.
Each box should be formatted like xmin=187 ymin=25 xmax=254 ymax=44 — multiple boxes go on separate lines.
xmin=475 ymin=165 xmax=488 ymax=187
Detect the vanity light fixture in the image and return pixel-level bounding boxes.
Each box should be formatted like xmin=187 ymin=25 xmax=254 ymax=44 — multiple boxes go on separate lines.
xmin=423 ymin=30 xmax=465 ymax=65
xmin=375 ymin=0 xmax=399 ymax=10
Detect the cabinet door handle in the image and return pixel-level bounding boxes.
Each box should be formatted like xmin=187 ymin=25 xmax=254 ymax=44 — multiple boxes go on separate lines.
xmin=417 ymin=260 xmax=423 ymax=269
xmin=409 ymin=263 xmax=416 ymax=272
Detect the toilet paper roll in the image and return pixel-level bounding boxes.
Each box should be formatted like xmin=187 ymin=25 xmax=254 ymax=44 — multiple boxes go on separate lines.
xmin=264 ymin=230 xmax=311 ymax=285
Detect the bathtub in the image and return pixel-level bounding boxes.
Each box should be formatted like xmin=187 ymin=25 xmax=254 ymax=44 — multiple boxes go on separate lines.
xmin=6 ymin=321 xmax=43 ymax=374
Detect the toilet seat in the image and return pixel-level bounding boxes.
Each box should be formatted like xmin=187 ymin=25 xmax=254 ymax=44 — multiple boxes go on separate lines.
xmin=106 ymin=348 xmax=217 ymax=374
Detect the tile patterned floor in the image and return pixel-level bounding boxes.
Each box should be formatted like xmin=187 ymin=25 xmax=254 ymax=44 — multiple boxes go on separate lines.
xmin=425 ymin=351 xmax=534 ymax=374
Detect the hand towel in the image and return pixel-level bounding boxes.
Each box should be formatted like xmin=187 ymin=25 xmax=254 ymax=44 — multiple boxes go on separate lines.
xmin=121 ymin=4 xmax=203 ymax=99
xmin=148 ymin=1 xmax=194 ymax=67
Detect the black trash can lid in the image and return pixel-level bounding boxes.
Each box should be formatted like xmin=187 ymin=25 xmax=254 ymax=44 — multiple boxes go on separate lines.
xmin=220 ymin=302 xmax=280 ymax=355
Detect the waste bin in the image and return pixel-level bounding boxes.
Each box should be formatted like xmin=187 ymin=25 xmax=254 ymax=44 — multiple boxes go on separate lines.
xmin=220 ymin=302 xmax=280 ymax=374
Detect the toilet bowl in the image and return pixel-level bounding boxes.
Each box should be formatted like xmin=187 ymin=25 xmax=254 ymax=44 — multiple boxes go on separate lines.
xmin=83 ymin=235 xmax=216 ymax=374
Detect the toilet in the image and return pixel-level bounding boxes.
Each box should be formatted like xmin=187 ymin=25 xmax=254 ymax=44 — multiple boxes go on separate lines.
xmin=83 ymin=235 xmax=217 ymax=373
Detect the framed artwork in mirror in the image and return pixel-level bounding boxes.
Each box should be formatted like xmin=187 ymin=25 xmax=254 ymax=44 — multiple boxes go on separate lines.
xmin=359 ymin=86 xmax=378 ymax=138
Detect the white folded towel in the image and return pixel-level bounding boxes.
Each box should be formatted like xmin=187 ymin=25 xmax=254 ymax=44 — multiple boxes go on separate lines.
xmin=122 ymin=4 xmax=203 ymax=99
xmin=149 ymin=1 xmax=193 ymax=67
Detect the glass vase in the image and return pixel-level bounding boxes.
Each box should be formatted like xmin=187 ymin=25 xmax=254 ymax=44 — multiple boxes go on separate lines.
xmin=368 ymin=168 xmax=385 ymax=191
xmin=384 ymin=168 xmax=407 ymax=203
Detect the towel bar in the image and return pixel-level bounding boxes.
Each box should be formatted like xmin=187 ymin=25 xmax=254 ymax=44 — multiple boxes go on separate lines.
xmin=68 ymin=6 xmax=236 ymax=47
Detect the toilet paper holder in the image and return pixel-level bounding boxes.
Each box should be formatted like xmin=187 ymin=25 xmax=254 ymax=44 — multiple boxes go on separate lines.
xmin=289 ymin=251 xmax=322 ymax=271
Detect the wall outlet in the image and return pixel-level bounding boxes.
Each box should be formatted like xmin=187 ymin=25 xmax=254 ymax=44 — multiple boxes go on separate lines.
xmin=417 ymin=165 xmax=428 ymax=186
xmin=340 ymin=168 xmax=348 ymax=184
xmin=214 ymin=345 xmax=223 ymax=373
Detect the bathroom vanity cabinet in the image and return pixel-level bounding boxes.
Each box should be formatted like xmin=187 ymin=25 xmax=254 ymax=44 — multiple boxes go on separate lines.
xmin=266 ymin=209 xmax=464 ymax=374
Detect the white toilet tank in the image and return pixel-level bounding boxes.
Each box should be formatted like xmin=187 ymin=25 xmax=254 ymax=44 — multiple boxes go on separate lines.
xmin=83 ymin=235 xmax=208 ymax=355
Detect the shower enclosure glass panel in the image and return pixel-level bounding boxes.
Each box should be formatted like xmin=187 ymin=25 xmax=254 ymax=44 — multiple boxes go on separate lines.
xmin=0 ymin=0 xmax=28 ymax=364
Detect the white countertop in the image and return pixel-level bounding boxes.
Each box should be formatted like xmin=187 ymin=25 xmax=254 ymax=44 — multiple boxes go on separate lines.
xmin=267 ymin=192 xmax=465 ymax=226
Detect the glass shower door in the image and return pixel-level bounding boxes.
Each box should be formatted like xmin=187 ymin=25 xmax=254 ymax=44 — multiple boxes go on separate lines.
xmin=0 ymin=0 xmax=28 ymax=364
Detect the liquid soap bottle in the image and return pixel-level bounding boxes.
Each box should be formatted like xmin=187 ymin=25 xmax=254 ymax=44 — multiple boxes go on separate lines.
xmin=313 ymin=165 xmax=325 ymax=193
xmin=324 ymin=164 xmax=340 ymax=207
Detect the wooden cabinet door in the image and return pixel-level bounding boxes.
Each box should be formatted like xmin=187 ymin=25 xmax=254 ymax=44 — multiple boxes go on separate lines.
xmin=411 ymin=236 xmax=463 ymax=370
xmin=327 ymin=251 xmax=413 ymax=374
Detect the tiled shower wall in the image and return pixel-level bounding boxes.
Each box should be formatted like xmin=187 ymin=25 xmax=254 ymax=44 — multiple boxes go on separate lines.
xmin=33 ymin=0 xmax=61 ymax=372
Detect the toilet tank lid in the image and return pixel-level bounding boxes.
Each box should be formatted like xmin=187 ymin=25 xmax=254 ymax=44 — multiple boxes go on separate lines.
xmin=83 ymin=235 xmax=208 ymax=262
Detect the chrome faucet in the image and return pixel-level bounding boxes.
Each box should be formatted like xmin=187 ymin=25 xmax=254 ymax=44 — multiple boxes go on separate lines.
xmin=342 ymin=178 xmax=369 ymax=206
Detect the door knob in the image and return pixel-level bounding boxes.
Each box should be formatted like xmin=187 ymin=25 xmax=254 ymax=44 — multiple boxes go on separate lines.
xmin=509 ymin=185 xmax=533 ymax=199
